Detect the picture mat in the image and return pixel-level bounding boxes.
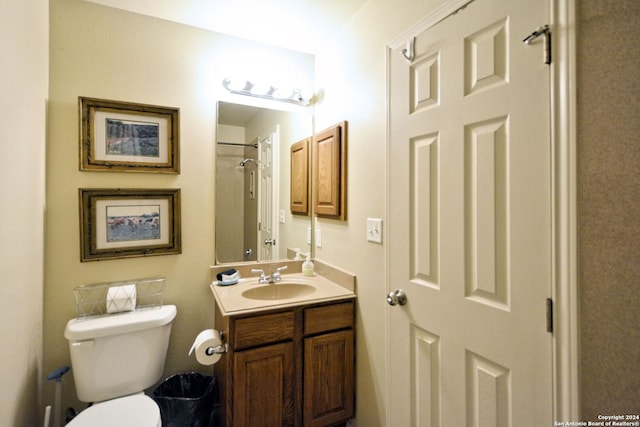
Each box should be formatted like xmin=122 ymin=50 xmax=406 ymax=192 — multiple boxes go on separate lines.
xmin=93 ymin=110 xmax=169 ymax=164
xmin=95 ymin=198 xmax=170 ymax=249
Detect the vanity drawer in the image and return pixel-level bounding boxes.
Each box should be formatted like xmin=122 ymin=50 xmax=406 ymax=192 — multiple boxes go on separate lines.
xmin=232 ymin=311 xmax=295 ymax=350
xmin=304 ymin=300 xmax=354 ymax=336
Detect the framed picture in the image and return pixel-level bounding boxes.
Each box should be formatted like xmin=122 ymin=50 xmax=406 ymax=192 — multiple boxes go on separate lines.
xmin=79 ymin=188 xmax=181 ymax=262
xmin=79 ymin=97 xmax=180 ymax=173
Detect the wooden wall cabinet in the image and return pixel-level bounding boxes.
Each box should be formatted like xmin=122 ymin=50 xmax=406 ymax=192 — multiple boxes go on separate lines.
xmin=313 ymin=121 xmax=347 ymax=220
xmin=290 ymin=137 xmax=310 ymax=215
xmin=214 ymin=299 xmax=355 ymax=427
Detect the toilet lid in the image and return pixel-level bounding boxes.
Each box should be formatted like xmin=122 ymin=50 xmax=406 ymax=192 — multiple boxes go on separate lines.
xmin=66 ymin=394 xmax=161 ymax=427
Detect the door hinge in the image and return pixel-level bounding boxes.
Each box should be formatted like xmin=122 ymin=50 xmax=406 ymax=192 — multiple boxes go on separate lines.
xmin=523 ymin=24 xmax=551 ymax=65
xmin=546 ymin=298 xmax=554 ymax=333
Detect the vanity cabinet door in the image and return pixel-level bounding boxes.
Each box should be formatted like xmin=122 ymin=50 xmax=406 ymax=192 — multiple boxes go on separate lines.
xmin=303 ymin=329 xmax=355 ymax=427
xmin=233 ymin=341 xmax=296 ymax=427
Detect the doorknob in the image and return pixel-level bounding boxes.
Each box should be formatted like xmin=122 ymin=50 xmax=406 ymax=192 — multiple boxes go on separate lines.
xmin=264 ymin=238 xmax=276 ymax=246
xmin=386 ymin=289 xmax=407 ymax=306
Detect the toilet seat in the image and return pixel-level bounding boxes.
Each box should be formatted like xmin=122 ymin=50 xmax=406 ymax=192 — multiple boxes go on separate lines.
xmin=66 ymin=394 xmax=161 ymax=427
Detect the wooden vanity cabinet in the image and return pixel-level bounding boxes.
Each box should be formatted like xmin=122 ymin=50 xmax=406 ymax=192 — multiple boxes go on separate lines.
xmin=214 ymin=299 xmax=355 ymax=427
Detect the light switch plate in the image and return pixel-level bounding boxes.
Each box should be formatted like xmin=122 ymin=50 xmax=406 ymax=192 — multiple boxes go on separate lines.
xmin=367 ymin=218 xmax=383 ymax=243
xmin=315 ymin=229 xmax=322 ymax=248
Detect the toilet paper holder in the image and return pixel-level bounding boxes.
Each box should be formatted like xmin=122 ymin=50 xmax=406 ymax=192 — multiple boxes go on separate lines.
xmin=189 ymin=328 xmax=226 ymax=366
xmin=205 ymin=343 xmax=227 ymax=356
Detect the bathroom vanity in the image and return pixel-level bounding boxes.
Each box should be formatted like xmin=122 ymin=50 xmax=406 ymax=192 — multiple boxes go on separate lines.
xmin=210 ymin=268 xmax=356 ymax=427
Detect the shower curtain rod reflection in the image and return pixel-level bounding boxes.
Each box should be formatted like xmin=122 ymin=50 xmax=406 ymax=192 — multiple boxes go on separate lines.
xmin=217 ymin=141 xmax=258 ymax=148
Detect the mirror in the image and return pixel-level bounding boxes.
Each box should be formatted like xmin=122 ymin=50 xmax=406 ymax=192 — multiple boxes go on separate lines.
xmin=216 ymin=101 xmax=313 ymax=264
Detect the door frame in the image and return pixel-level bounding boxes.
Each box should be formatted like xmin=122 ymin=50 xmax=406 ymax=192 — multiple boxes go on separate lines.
xmin=549 ymin=0 xmax=579 ymax=419
xmin=384 ymin=0 xmax=579 ymax=422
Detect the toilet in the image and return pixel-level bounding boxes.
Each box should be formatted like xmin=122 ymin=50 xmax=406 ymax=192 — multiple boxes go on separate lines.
xmin=64 ymin=305 xmax=177 ymax=426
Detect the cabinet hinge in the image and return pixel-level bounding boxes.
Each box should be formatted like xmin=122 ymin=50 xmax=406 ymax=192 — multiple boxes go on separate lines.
xmin=523 ymin=24 xmax=551 ymax=65
xmin=546 ymin=298 xmax=554 ymax=333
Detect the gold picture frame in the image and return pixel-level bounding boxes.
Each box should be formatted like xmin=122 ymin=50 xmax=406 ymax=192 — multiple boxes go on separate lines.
xmin=79 ymin=188 xmax=181 ymax=262
xmin=79 ymin=97 xmax=180 ymax=173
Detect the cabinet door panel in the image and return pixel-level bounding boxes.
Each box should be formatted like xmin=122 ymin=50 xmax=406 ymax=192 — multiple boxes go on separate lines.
xmin=234 ymin=342 xmax=296 ymax=427
xmin=290 ymin=138 xmax=310 ymax=215
xmin=313 ymin=121 xmax=347 ymax=220
xmin=304 ymin=330 xmax=355 ymax=427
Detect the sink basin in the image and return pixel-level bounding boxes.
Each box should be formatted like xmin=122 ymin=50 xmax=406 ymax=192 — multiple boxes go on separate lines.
xmin=241 ymin=283 xmax=316 ymax=301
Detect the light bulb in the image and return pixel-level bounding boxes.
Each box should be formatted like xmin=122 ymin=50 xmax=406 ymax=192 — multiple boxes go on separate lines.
xmin=225 ymin=78 xmax=249 ymax=92
xmin=250 ymin=82 xmax=272 ymax=95
xmin=272 ymin=86 xmax=295 ymax=99
xmin=298 ymin=88 xmax=314 ymax=103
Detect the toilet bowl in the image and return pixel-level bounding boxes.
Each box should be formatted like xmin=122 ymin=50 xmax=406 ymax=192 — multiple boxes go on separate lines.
xmin=65 ymin=394 xmax=161 ymax=427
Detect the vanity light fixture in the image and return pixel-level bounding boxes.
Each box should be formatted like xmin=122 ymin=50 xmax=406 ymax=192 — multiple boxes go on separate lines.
xmin=222 ymin=77 xmax=313 ymax=106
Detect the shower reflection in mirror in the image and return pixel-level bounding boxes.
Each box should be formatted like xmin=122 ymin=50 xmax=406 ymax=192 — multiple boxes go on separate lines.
xmin=215 ymin=101 xmax=312 ymax=264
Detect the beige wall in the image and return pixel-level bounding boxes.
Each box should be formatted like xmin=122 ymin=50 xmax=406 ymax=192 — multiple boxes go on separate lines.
xmin=577 ymin=0 xmax=640 ymax=418
xmin=0 ymin=1 xmax=48 ymax=426
xmin=45 ymin=0 xmax=313 ymax=416
xmin=313 ymin=1 xmax=447 ymax=425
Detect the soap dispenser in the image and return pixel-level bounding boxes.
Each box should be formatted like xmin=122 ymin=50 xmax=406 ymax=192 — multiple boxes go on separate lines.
xmin=302 ymin=256 xmax=314 ymax=277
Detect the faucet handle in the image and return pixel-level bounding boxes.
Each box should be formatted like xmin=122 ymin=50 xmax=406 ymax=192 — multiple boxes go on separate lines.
xmin=251 ymin=269 xmax=268 ymax=283
xmin=271 ymin=265 xmax=288 ymax=282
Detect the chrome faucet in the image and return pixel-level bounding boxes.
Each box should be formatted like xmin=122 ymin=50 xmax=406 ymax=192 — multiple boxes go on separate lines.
xmin=252 ymin=265 xmax=288 ymax=284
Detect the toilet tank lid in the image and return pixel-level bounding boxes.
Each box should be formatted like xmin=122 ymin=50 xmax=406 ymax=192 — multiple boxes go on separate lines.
xmin=65 ymin=305 xmax=177 ymax=341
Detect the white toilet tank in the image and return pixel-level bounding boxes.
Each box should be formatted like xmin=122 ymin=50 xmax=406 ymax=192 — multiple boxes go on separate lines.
xmin=64 ymin=305 xmax=177 ymax=403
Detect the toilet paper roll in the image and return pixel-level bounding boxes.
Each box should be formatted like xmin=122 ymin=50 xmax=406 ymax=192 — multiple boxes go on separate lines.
xmin=189 ymin=329 xmax=223 ymax=366
xmin=106 ymin=284 xmax=137 ymax=314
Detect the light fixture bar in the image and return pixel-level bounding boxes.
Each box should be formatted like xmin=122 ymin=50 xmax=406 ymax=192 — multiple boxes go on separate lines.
xmin=222 ymin=78 xmax=313 ymax=106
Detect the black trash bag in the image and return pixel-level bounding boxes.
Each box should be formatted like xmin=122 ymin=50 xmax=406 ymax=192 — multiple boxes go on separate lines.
xmin=152 ymin=372 xmax=216 ymax=427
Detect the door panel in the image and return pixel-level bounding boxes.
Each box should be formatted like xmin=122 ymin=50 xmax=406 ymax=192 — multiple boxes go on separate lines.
xmin=388 ymin=0 xmax=552 ymax=425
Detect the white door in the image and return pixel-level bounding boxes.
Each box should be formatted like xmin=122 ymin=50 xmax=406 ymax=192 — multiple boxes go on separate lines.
xmin=388 ymin=0 xmax=552 ymax=425
xmin=258 ymin=126 xmax=278 ymax=260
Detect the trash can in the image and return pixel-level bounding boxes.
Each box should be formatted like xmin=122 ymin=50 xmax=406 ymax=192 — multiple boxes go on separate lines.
xmin=152 ymin=372 xmax=216 ymax=427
